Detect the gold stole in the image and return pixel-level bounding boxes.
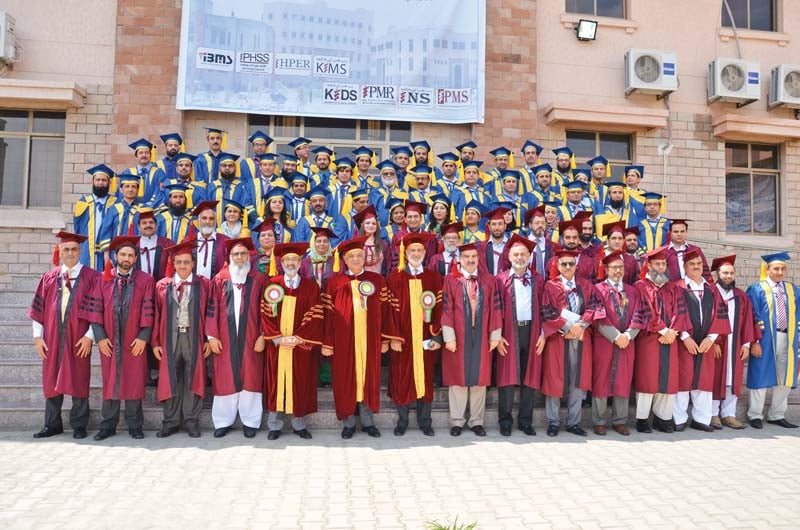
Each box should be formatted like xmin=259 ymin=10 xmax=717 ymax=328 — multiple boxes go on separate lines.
xmin=276 ymin=295 xmax=297 ymax=413
xmin=408 ymin=278 xmax=426 ymax=398
xmin=61 ymin=269 xmax=72 ymax=320
xmin=350 ymin=280 xmax=368 ymax=402
xmin=760 ymin=281 xmax=797 ymax=386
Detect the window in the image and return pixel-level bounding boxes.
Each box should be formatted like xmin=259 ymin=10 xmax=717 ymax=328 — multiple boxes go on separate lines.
xmin=722 ymin=0 xmax=776 ymax=31
xmin=565 ymin=130 xmax=632 ymax=179
xmin=248 ymin=115 xmax=411 ymax=159
xmin=408 ymin=39 xmax=414 ymax=53
xmin=725 ymin=142 xmax=779 ymax=234
xmin=566 ymin=0 xmax=625 ymax=18
xmin=0 ymin=110 xmax=65 ymax=208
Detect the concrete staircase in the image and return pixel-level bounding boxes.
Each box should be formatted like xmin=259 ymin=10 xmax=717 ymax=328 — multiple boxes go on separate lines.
xmin=1 ymin=273 xmax=798 ymax=434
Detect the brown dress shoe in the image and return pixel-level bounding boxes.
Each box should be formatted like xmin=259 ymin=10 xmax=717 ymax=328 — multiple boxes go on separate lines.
xmin=612 ymin=424 xmax=630 ymax=436
xmin=721 ymin=416 xmax=746 ymax=430
xmin=710 ymin=416 xmax=723 ymax=430
xmin=593 ymin=425 xmax=607 ymax=436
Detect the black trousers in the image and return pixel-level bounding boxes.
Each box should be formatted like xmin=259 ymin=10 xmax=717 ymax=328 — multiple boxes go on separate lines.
xmin=498 ymin=324 xmax=535 ymax=429
xmin=100 ymin=399 xmax=143 ymax=431
xmin=45 ymin=395 xmax=89 ymax=431
xmin=397 ymin=399 xmax=433 ymax=430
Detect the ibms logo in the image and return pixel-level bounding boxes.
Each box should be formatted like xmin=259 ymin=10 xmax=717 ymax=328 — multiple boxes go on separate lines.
xmin=322 ymin=83 xmax=359 ymax=104
xmin=399 ymin=87 xmax=433 ymax=108
xmin=314 ymin=56 xmax=350 ymax=79
xmin=437 ymin=88 xmax=472 ymax=107
xmin=361 ymin=85 xmax=396 ymax=105
xmin=196 ymin=47 xmax=234 ymax=72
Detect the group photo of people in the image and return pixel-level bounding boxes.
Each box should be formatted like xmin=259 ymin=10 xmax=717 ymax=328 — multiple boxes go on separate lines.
xmin=28 ymin=129 xmax=799 ymax=442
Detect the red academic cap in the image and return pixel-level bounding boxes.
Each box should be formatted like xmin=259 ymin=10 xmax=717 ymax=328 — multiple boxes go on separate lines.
xmin=273 ymin=242 xmax=309 ymax=259
xmin=401 ymin=231 xmax=435 ymax=248
xmin=52 ymin=231 xmax=88 ymax=266
xmin=251 ymin=217 xmax=275 ymax=233
xmin=336 ymin=235 xmax=370 ymax=257
xmin=574 ymin=210 xmax=593 ymax=221
xmin=108 ymin=236 xmax=139 ymax=252
xmin=554 ymin=248 xmax=580 ymax=259
xmin=601 ymin=221 xmax=626 ymax=237
xmin=524 ymin=205 xmax=546 ymax=225
xmin=137 ymin=207 xmax=156 ymax=222
xmin=483 ymin=206 xmax=511 ymax=221
xmin=310 ymin=226 xmax=336 ymax=239
xmin=224 ymin=237 xmax=255 ymax=255
xmin=440 ymin=221 xmax=464 ymax=237
xmin=458 ymin=242 xmax=479 ymax=253
xmin=353 ymin=205 xmax=378 ymax=229
xmin=670 ymin=218 xmax=690 ymax=229
xmin=165 ymin=239 xmax=195 ymax=258
xmin=624 ymin=226 xmax=640 ymax=237
xmin=558 ymin=219 xmax=581 ymax=235
xmin=601 ymin=250 xmax=626 ymax=266
xmin=404 ymin=200 xmax=428 ymax=216
xmin=711 ymin=254 xmax=736 ymax=272
xmin=645 ymin=245 xmax=669 ymax=261
xmin=683 ymin=247 xmax=704 ymax=263
xmin=505 ymin=233 xmax=536 ymax=254
xmin=191 ymin=200 xmax=219 ymax=217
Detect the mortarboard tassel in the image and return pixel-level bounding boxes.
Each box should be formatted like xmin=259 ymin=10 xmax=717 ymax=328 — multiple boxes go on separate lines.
xmin=127 ymin=222 xmax=135 ymax=236
xmin=397 ymin=239 xmax=405 ymax=272
xmin=268 ymin=252 xmax=277 ymax=276
xmin=597 ymin=257 xmax=606 ymax=281
xmin=548 ymin=257 xmax=559 ymax=281
xmin=536 ymin=156 xmax=542 ymax=165
xmin=150 ymin=145 xmax=156 ymax=163
xmin=52 ymin=244 xmax=60 ymax=267
xmin=332 ymin=248 xmax=340 ymax=273
xmin=570 ymin=153 xmax=577 ymax=170
xmin=606 ymin=162 xmax=612 ymax=178
xmin=759 ymin=261 xmax=768 ymax=281
xmin=180 ymin=141 xmax=186 ymax=153
xmin=427 ymin=150 xmax=433 ymax=167
xmin=639 ymin=260 xmax=649 ymax=281
xmin=371 ymin=152 xmax=377 ymax=169
xmin=221 ymin=132 xmax=228 ymax=151
xmin=103 ymin=258 xmax=113 ymax=281
xmin=509 ymin=152 xmax=515 ymax=169
xmin=165 ymin=256 xmax=175 ymax=278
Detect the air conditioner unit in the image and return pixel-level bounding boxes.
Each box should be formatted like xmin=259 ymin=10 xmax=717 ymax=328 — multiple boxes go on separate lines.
xmin=624 ymin=49 xmax=678 ymax=96
xmin=708 ymin=58 xmax=760 ymax=104
xmin=769 ymin=64 xmax=800 ymax=109
xmin=0 ymin=10 xmax=16 ymax=64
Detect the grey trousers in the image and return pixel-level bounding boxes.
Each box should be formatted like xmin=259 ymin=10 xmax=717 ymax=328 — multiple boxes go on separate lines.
xmin=45 ymin=395 xmax=89 ymax=431
xmin=397 ymin=399 xmax=433 ymax=430
xmin=267 ymin=411 xmax=306 ymax=431
xmin=448 ymin=385 xmax=487 ymax=427
xmin=162 ymin=332 xmax=203 ymax=430
xmin=343 ymin=402 xmax=375 ymax=428
xmin=100 ymin=399 xmax=143 ymax=431
xmin=544 ymin=342 xmax=585 ymax=428
xmin=749 ymin=331 xmax=792 ymax=421
xmin=592 ymin=396 xmax=629 ymax=426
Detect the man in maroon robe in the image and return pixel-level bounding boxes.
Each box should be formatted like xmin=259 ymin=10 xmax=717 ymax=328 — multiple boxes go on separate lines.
xmin=92 ymin=236 xmax=155 ymax=440
xmin=427 ymin=221 xmax=463 ymax=277
xmin=262 ymin=242 xmax=323 ymax=440
xmin=494 ymin=234 xmax=545 ymax=436
xmin=321 ymin=236 xmax=402 ymax=439
xmin=547 ymin=220 xmax=596 ymax=283
xmin=599 ymin=221 xmax=640 ymax=285
xmin=136 ymin=207 xmax=172 ymax=281
xmin=206 ymin=237 xmax=267 ymax=438
xmin=386 ymin=233 xmax=443 ymax=436
xmin=540 ymin=248 xmax=597 ymax=437
xmin=590 ymin=251 xmax=646 ymax=436
xmin=664 ymin=219 xmax=711 ymax=282
xmin=673 ymin=248 xmax=731 ymax=432
xmin=152 ymin=240 xmax=212 ymax=438
xmin=390 ymin=200 xmax=437 ymax=270
xmin=29 ymin=231 xmax=102 ymax=439
xmin=476 ymin=206 xmax=511 ymax=276
xmin=633 ymin=246 xmax=689 ymax=433
xmin=441 ymin=243 xmax=503 ymax=437
xmin=710 ymin=255 xmax=758 ymax=430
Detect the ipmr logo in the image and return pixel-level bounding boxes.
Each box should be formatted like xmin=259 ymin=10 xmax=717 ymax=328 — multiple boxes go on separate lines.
xmin=322 ymin=83 xmax=359 ymax=104
xmin=196 ymin=47 xmax=234 ymax=72
xmin=437 ymin=88 xmax=472 ymax=107
xmin=399 ymin=86 xmax=433 ymax=108
xmin=314 ymin=56 xmax=350 ymax=79
xmin=274 ymin=53 xmax=312 ymax=76
xmin=236 ymin=51 xmax=272 ymax=74
xmin=361 ymin=84 xmax=396 ymax=105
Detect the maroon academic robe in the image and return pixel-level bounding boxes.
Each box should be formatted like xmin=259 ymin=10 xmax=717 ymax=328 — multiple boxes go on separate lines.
xmin=299 ymin=254 xmax=335 ymax=288
xmin=137 ymin=236 xmax=172 ymax=281
xmin=194 ymin=233 xmax=229 ymax=279
xmin=495 ymin=268 xmax=544 ymax=389
xmin=28 ymin=266 xmax=103 ymax=399
xmin=633 ymin=279 xmax=690 ymax=394
xmin=152 ymin=275 xmax=211 ymax=401
xmin=540 ymin=277 xmax=597 ymax=398
xmin=546 ymin=251 xmax=596 ymax=284
xmin=440 ymin=272 xmax=503 ymax=387
xmin=675 ymin=279 xmax=731 ymax=392
xmin=664 ymin=244 xmax=712 ymax=282
xmin=262 ymin=275 xmax=323 ymax=417
xmin=712 ymin=286 xmax=759 ymax=399
xmin=428 ymin=251 xmax=461 ymax=277
xmin=206 ymin=266 xmax=266 ymax=396
xmin=591 ymin=281 xmax=646 ymax=398
xmin=386 ymin=268 xmax=443 ymax=406
xmin=476 ymin=239 xmax=510 ymax=276
xmin=390 ymin=229 xmax=435 ymax=270
xmin=322 ymin=271 xmax=401 ymax=419
xmin=97 ymin=270 xmax=155 ymax=400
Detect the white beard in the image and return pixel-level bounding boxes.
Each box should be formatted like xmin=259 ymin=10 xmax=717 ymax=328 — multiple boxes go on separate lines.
xmin=200 ymin=225 xmax=215 ymax=236
xmin=229 ymin=262 xmax=250 ymax=283
xmin=407 ymin=258 xmax=424 ymax=269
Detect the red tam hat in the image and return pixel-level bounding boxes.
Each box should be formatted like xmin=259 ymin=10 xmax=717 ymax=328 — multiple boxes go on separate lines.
xmin=710 ymin=254 xmax=736 ymax=273
xmin=640 ymin=245 xmax=670 ymax=281
xmin=224 ymin=237 xmax=255 ymax=259
xmin=482 ymin=206 xmax=511 ymax=222
xmin=601 ymin=221 xmax=626 ymax=238
xmin=683 ymin=247 xmax=704 ymax=264
xmin=52 ymin=231 xmax=88 ymax=266
xmin=558 ymin=219 xmax=581 ymax=236
xmin=404 ymin=200 xmax=428 ymax=216
xmin=353 ymin=205 xmax=379 ymax=230
xmin=552 ymin=248 xmax=579 ymax=280
xmin=439 ymin=221 xmax=464 ymax=237
xmin=137 ymin=207 xmax=156 ymax=223
xmin=524 ymin=205 xmax=546 ymax=225
xmin=504 ymin=233 xmax=536 ymax=254
xmin=191 ymin=200 xmax=219 ymax=217
xmin=273 ymin=242 xmax=310 ymax=259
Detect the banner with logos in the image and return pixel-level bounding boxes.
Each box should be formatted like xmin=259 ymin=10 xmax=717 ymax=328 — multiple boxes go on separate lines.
xmin=177 ymin=0 xmax=486 ymax=123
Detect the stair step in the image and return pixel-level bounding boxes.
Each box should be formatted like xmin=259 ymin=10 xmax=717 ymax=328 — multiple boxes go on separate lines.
xmin=0 ymin=360 xmax=104 ymax=385
xmin=10 ymin=275 xmax=41 ymax=292
xmin=0 ymin=304 xmax=30 ymax=321
xmin=0 ymin=321 xmax=35 ymax=341
xmin=0 ymin=290 xmax=33 ymax=305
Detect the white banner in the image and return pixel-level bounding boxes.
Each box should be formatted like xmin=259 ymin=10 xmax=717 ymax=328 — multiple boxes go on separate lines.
xmin=177 ymin=0 xmax=486 ymax=124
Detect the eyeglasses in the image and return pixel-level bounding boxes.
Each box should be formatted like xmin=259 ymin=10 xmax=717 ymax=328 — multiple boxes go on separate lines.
xmin=559 ymin=262 xmax=576 ymax=267
xmin=606 ymin=265 xmax=625 ymax=270
xmin=173 ymin=260 xmax=193 ymax=266
xmin=230 ymin=252 xmax=249 ymax=258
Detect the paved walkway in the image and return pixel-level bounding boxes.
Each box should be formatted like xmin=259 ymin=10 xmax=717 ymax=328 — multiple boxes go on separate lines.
xmin=1 ymin=426 xmax=798 ymax=529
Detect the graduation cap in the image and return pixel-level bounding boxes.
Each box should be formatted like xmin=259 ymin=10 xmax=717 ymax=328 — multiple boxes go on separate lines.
xmin=310 ymin=226 xmax=337 ymax=240
xmin=564 ymin=180 xmax=586 ymax=191
xmin=273 ymin=242 xmax=309 ymax=259
xmin=597 ymin=250 xmax=626 ymax=280
xmin=280 ymin=152 xmax=300 ymax=164
xmin=349 ymin=187 xmax=370 ymax=200
xmin=440 ymin=221 xmax=464 ymax=237
xmin=624 ymin=165 xmax=644 ymax=179
xmin=533 ymin=163 xmax=552 ymax=176
xmin=574 ymin=210 xmax=593 ymax=221
xmin=163 ymin=181 xmax=189 ymax=195
xmin=257 ymin=153 xmax=279 ymax=163
xmin=588 ymin=155 xmax=611 ymax=178
xmin=489 ymin=146 xmax=512 ymax=158
xmin=250 ymin=217 xmax=275 ymax=233
xmin=669 ymin=218 xmax=690 ymax=229
xmin=404 ymin=200 xmax=428 ymax=216
xmin=174 ymin=152 xmax=196 ymax=163
xmin=501 ymin=169 xmax=521 ymax=180
xmin=455 ymin=141 xmax=478 ymax=153
xmin=223 ymin=199 xmax=246 ymax=213
xmin=464 ymin=200 xmax=486 ymax=215
xmin=711 ymin=254 xmax=736 ymax=272
xmin=542 ymin=200 xmax=561 ymax=211
xmin=521 ymin=140 xmax=543 ymax=154
xmin=128 ymin=138 xmax=155 ymax=153
xmin=604 ymin=180 xmax=626 ymax=189
xmin=333 ymin=235 xmax=371 ymax=272
xmin=639 ymin=244 xmax=670 ymax=280
xmin=55 ymin=230 xmax=87 ymax=245
xmin=683 ymin=247 xmax=704 ymax=264
xmin=109 ymin=236 xmax=139 ymax=253
xmin=558 ymin=219 xmax=581 ymax=234
xmin=288 ymin=172 xmax=309 ymax=184
xmin=334 ymin=156 xmax=356 ymax=169
xmin=376 ymin=159 xmax=400 ymax=173
xmin=305 ymin=184 xmax=329 ymax=199
xmin=288 ymin=137 xmax=312 ymax=149
xmin=572 ymin=167 xmax=591 ymax=180
xmin=553 ymin=146 xmax=576 ymax=170
xmin=401 ymin=231 xmax=435 ymax=248
xmin=385 ymin=197 xmax=405 ymax=213
xmin=391 ymin=145 xmax=413 ymax=157
xmin=353 ymin=205 xmax=378 ymax=229
xmin=505 ymin=233 xmax=536 ymax=253
xmin=643 ymin=192 xmax=665 ymax=202
xmin=458 ymin=242 xmax=479 ymax=253
xmin=524 ymin=205 xmax=546 ymax=224
xmin=601 ymin=221 xmax=626 ymax=237
xmin=624 ymin=226 xmax=640 ymax=237
xmin=410 ymin=140 xmax=432 ymax=152
xmin=203 ymin=127 xmax=228 ymax=150
xmin=191 ymin=200 xmax=218 ymax=217
xmin=312 ymin=146 xmax=334 ymax=159
xmin=462 ymin=160 xmax=484 ymax=170
xmin=204 ymin=127 xmax=226 ymax=135
xmin=411 ymin=164 xmax=432 ymax=174
xmin=483 ymin=206 xmax=511 ymax=221
xmin=160 ymin=133 xmax=184 ymax=146
xmin=760 ymin=251 xmax=791 ymax=280
xmin=224 ymin=237 xmax=255 ymax=255
xmin=248 ymin=130 xmax=273 ymax=145
xmin=137 ymin=207 xmax=156 ymax=222
xmin=87 ymin=164 xmax=115 ymax=178
xmin=118 ymin=173 xmax=140 ymax=185
xmin=554 ymin=248 xmax=580 ymax=259
xmin=437 ymin=152 xmax=460 ymax=163
xmin=265 ymin=185 xmax=289 ymax=202
xmin=218 ymin=152 xmax=240 ymax=163
xmin=352 ymin=145 xmax=375 ymax=159
xmin=431 ymin=193 xmax=452 ymax=208
xmin=165 ymin=239 xmax=195 ymax=258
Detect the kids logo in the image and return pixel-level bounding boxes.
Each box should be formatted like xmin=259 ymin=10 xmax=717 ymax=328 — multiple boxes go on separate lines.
xmin=196 ymin=47 xmax=234 ymax=72
xmin=436 ymin=88 xmax=472 ymax=107
xmin=399 ymin=86 xmax=433 ymax=108
xmin=322 ymin=83 xmax=359 ymax=104
xmin=360 ymin=85 xmax=397 ymax=105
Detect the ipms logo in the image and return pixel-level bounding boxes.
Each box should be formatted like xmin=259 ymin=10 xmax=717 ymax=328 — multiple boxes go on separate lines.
xmin=196 ymin=47 xmax=234 ymax=72
xmin=437 ymin=88 xmax=472 ymax=106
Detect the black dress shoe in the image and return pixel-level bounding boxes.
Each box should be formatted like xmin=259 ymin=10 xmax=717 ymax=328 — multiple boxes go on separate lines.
xmin=341 ymin=426 xmax=355 ymax=439
xmin=186 ymin=425 xmax=201 ymax=438
xmin=93 ymin=429 xmax=115 ymax=441
xmin=362 ymin=426 xmax=381 ymax=438
xmin=500 ymin=425 xmax=512 ymax=437
xmin=450 ymin=426 xmax=462 ymax=437
xmin=421 ymin=426 xmax=435 ymax=437
xmin=566 ymin=425 xmax=587 ymax=436
xmin=749 ymin=418 xmax=764 ymax=429
xmin=636 ymin=419 xmax=652 ymax=433
xmin=471 ymin=425 xmax=487 ymax=437
xmin=156 ymin=426 xmax=179 ymax=438
xmin=129 ymin=429 xmax=144 ymax=439
xmin=652 ymin=417 xmax=672 ymax=433
xmin=674 ymin=422 xmax=687 ymax=432
xmin=73 ymin=428 xmax=88 ymax=440
xmin=243 ymin=426 xmax=257 ymax=438
xmin=214 ymin=427 xmax=230 ymax=438
xmin=521 ymin=426 xmax=536 ymax=436
xmin=33 ymin=427 xmax=64 ymax=439
xmin=767 ymin=418 xmax=799 ymax=428
xmin=690 ymin=420 xmax=714 ymax=432
xmin=546 ymin=424 xmax=559 ymax=437
xmin=393 ymin=425 xmax=406 ymax=436
xmin=267 ymin=430 xmax=281 ymax=440
xmin=293 ymin=429 xmax=312 ymax=439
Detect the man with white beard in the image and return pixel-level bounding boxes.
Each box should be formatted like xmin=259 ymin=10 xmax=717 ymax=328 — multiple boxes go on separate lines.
xmin=428 ymin=222 xmax=463 ymax=276
xmin=370 ymin=160 xmax=410 ymax=226
xmin=206 ymin=237 xmax=266 ymax=438
xmin=192 ymin=200 xmax=229 ymax=280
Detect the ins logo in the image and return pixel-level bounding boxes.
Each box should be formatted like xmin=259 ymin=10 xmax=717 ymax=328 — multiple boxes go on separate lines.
xmin=437 ymin=88 xmax=471 ymax=106
xmin=399 ymin=87 xmax=432 ymax=107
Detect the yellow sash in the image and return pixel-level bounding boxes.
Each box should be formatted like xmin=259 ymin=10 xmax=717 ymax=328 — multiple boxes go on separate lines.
xmin=350 ymin=280 xmax=368 ymax=402
xmin=408 ymin=278 xmax=426 ymax=398
xmin=276 ymin=295 xmax=297 ymax=413
xmin=760 ymin=281 xmax=797 ymax=386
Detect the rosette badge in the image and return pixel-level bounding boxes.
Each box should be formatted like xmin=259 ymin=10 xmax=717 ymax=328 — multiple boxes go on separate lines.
xmin=357 ymin=280 xmax=375 ymax=310
xmin=420 ymin=290 xmax=436 ymax=323
xmin=264 ymin=284 xmax=285 ymax=315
